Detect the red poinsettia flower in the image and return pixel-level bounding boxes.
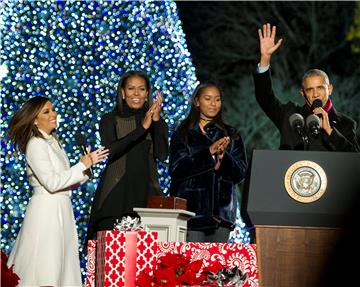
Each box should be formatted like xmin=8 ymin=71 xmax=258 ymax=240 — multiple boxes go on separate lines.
xmin=202 ymin=260 xmax=225 ymax=274
xmin=153 ymin=266 xmax=177 ymax=286
xmin=184 ymin=259 xmax=203 ymax=274
xmin=159 ymin=253 xmax=183 ymax=267
xmin=177 ymin=271 xmax=201 ymax=285
xmin=196 ymin=271 xmax=208 ymax=283
xmin=136 ymin=272 xmax=154 ymax=287
xmin=158 ymin=253 xmax=189 ymax=272
xmin=176 ymin=259 xmax=203 ymax=285
xmin=1 ymin=250 xmax=20 ymax=287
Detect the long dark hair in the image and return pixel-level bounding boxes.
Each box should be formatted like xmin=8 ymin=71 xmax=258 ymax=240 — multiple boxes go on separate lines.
xmin=178 ymin=81 xmax=227 ymax=139
xmin=115 ymin=70 xmax=152 ymax=115
xmin=8 ymin=96 xmax=51 ymax=154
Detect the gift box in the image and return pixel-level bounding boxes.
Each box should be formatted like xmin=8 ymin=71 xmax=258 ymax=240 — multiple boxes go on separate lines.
xmin=85 ymin=239 xmax=97 ymax=287
xmin=157 ymin=242 xmax=259 ymax=287
xmin=96 ymin=230 xmax=158 ymax=287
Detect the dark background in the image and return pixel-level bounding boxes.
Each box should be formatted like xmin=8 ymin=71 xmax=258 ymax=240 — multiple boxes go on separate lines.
xmin=176 ymin=1 xmax=360 ymax=155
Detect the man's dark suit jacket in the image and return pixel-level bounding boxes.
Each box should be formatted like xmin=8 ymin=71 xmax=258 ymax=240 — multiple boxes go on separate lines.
xmin=253 ymin=69 xmax=359 ymax=152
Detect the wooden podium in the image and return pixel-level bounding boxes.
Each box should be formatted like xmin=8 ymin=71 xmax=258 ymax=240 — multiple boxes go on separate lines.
xmin=243 ymin=150 xmax=360 ymax=287
xmin=255 ymin=225 xmax=343 ymax=287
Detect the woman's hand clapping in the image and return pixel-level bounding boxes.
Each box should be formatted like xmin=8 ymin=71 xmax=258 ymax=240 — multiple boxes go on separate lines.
xmin=142 ymin=91 xmax=163 ymax=129
xmin=80 ymin=146 xmax=109 ymax=169
xmin=152 ymin=91 xmax=163 ymax=122
xmin=209 ymin=136 xmax=230 ymax=170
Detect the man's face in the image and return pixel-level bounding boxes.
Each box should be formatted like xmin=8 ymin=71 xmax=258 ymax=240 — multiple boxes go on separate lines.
xmin=301 ymin=75 xmax=333 ymax=106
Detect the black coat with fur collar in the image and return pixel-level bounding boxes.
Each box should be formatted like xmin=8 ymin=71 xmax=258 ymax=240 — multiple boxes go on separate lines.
xmin=169 ymin=122 xmax=247 ymax=231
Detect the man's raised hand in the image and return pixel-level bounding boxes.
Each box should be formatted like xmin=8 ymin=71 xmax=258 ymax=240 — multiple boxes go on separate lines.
xmin=258 ymin=23 xmax=283 ymax=67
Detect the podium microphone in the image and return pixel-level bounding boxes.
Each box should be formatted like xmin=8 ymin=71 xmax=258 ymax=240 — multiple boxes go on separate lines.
xmin=75 ymin=132 xmax=93 ymax=176
xmin=306 ymin=114 xmax=321 ymax=137
xmin=289 ymin=113 xmax=309 ymax=145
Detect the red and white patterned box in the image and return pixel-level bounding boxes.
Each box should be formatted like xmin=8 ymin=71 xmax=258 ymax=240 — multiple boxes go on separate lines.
xmin=95 ymin=230 xmax=158 ymax=287
xmin=157 ymin=242 xmax=259 ymax=287
xmin=85 ymin=239 xmax=96 ymax=287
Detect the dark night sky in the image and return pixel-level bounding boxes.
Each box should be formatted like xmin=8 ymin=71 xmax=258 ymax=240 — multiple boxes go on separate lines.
xmin=176 ymin=1 xmax=358 ymax=80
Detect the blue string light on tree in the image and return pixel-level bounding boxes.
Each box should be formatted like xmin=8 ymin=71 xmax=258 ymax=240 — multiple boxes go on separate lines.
xmin=1 ymin=0 xmax=197 ymax=276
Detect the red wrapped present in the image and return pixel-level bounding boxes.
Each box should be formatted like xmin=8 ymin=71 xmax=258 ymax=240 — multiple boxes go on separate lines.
xmin=157 ymin=242 xmax=259 ymax=287
xmin=96 ymin=230 xmax=158 ymax=287
xmin=85 ymin=239 xmax=96 ymax=287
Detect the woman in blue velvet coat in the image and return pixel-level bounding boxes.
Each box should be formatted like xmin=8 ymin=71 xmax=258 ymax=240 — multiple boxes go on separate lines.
xmin=169 ymin=81 xmax=247 ymax=242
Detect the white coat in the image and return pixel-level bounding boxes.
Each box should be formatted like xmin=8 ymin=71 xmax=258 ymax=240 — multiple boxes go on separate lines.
xmin=7 ymin=130 xmax=88 ymax=287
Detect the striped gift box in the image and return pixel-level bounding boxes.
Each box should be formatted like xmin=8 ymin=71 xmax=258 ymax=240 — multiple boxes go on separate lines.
xmin=88 ymin=230 xmax=158 ymax=287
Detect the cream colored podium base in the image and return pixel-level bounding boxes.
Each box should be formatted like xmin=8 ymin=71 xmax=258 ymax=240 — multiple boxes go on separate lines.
xmin=133 ymin=208 xmax=195 ymax=242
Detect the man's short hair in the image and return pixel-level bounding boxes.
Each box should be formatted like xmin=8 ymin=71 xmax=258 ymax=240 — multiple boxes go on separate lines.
xmin=302 ymin=69 xmax=330 ymax=87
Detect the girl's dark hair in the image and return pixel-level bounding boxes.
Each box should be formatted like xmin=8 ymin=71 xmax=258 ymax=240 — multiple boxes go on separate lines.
xmin=178 ymin=81 xmax=227 ymax=139
xmin=8 ymin=96 xmax=51 ymax=154
xmin=115 ymin=70 xmax=152 ymax=114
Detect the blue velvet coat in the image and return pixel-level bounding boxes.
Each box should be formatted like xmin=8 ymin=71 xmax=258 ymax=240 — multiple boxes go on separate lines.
xmin=169 ymin=121 xmax=247 ymax=231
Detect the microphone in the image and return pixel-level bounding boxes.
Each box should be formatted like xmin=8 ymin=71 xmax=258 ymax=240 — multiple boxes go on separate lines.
xmin=306 ymin=114 xmax=321 ymax=137
xmin=75 ymin=132 xmax=93 ymax=176
xmin=312 ymin=99 xmax=323 ymax=110
xmin=311 ymin=99 xmax=323 ymax=118
xmin=289 ymin=113 xmax=309 ymax=145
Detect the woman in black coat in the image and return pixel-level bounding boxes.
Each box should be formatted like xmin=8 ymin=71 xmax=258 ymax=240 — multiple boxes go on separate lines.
xmin=86 ymin=70 xmax=169 ymax=240
xmin=169 ymin=81 xmax=247 ymax=242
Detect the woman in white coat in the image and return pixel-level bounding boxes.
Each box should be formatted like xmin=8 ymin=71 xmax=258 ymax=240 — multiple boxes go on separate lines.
xmin=7 ymin=96 xmax=109 ymax=287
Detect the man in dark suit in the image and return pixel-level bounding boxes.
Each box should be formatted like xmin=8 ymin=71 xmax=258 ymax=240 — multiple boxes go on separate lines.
xmin=253 ymin=23 xmax=359 ymax=152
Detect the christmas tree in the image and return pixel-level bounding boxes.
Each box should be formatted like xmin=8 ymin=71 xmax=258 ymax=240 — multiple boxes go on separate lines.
xmin=1 ymin=0 xmax=197 ymax=274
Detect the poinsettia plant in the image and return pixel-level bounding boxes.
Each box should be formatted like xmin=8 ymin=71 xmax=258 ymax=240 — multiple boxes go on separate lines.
xmin=136 ymin=253 xmax=248 ymax=287
xmin=1 ymin=250 xmax=20 ymax=287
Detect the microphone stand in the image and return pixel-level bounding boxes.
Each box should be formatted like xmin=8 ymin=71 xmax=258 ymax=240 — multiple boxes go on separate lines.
xmin=302 ymin=134 xmax=309 ymax=151
xmin=295 ymin=124 xmax=309 ymax=151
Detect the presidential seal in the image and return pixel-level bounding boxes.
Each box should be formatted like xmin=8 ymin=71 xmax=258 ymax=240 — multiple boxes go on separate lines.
xmin=284 ymin=160 xmax=327 ymax=203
